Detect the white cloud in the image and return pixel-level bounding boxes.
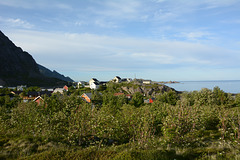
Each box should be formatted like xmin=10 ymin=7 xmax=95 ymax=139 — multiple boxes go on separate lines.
xmin=176 ymin=31 xmax=213 ymax=41
xmin=0 ymin=0 xmax=32 ymax=9
xmin=130 ymin=52 xmax=174 ymax=64
xmin=153 ymin=9 xmax=178 ymax=21
xmin=6 ymin=18 xmax=34 ymax=29
xmin=90 ymin=0 xmax=144 ymax=21
xmin=75 ymin=21 xmax=88 ymax=26
xmin=4 ymin=29 xmax=239 ymax=74
xmin=200 ymin=0 xmax=240 ymax=9
xmin=0 ymin=0 xmax=73 ymax=10
xmin=95 ymin=20 xmax=119 ymax=28
xmin=150 ymin=0 xmax=240 ymax=23
xmin=0 ymin=0 xmax=52 ymax=9
xmin=55 ymin=3 xmax=72 ymax=10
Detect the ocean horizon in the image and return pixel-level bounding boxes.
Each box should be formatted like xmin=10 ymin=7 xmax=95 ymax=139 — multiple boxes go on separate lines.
xmin=165 ymin=80 xmax=240 ymax=94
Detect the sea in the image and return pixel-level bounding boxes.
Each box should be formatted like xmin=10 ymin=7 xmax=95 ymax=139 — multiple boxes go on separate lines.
xmin=165 ymin=80 xmax=240 ymax=94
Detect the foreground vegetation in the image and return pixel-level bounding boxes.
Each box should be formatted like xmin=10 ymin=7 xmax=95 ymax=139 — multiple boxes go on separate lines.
xmin=1 ymin=84 xmax=240 ymax=159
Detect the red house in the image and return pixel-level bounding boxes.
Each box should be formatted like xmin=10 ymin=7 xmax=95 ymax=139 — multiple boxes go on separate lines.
xmin=63 ymin=85 xmax=69 ymax=91
xmin=33 ymin=96 xmax=44 ymax=106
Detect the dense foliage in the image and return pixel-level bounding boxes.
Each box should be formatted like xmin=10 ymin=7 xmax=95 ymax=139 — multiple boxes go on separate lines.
xmin=1 ymin=85 xmax=240 ymax=159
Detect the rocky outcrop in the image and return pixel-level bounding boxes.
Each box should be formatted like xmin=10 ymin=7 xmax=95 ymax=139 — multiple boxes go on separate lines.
xmin=121 ymin=84 xmax=175 ymax=96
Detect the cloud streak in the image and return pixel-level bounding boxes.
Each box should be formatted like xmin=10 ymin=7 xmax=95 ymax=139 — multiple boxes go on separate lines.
xmin=6 ymin=18 xmax=34 ymax=29
xmin=5 ymin=30 xmax=240 ymax=73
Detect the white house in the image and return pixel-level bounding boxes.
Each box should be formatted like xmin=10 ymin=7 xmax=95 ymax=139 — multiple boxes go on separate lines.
xmin=77 ymin=81 xmax=85 ymax=88
xmin=17 ymin=85 xmax=27 ymax=91
xmin=142 ymin=80 xmax=152 ymax=84
xmin=90 ymin=82 xmax=99 ymax=90
xmin=112 ymin=76 xmax=121 ymax=83
xmin=89 ymin=78 xmax=99 ymax=90
xmin=41 ymin=88 xmax=54 ymax=91
xmin=121 ymin=78 xmax=132 ymax=83
xmin=53 ymin=88 xmax=66 ymax=94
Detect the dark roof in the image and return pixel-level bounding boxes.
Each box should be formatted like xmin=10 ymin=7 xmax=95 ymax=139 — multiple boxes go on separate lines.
xmin=33 ymin=96 xmax=44 ymax=101
xmin=82 ymin=93 xmax=92 ymax=99
xmin=93 ymin=82 xmax=99 ymax=85
xmin=92 ymin=78 xmax=99 ymax=82
xmin=99 ymin=81 xmax=107 ymax=85
xmin=39 ymin=91 xmax=52 ymax=96
xmin=27 ymin=91 xmax=52 ymax=97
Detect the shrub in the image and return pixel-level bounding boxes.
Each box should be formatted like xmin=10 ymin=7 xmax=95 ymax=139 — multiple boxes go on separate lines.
xmin=157 ymin=90 xmax=179 ymax=105
xmin=130 ymin=92 xmax=144 ymax=107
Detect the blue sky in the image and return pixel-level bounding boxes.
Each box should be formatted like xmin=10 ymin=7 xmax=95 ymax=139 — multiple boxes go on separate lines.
xmin=1 ymin=0 xmax=240 ymax=81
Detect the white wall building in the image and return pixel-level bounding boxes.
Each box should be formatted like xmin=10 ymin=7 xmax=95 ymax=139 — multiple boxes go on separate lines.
xmin=89 ymin=78 xmax=99 ymax=90
xmin=77 ymin=81 xmax=85 ymax=88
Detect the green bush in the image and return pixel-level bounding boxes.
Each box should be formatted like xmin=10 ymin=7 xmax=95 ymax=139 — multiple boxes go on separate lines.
xmin=130 ymin=92 xmax=144 ymax=107
xmin=1 ymin=86 xmax=240 ymax=159
xmin=156 ymin=90 xmax=179 ymax=105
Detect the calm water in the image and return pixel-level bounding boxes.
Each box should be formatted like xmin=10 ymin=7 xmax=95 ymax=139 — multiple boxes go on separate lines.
xmin=165 ymin=80 xmax=240 ymax=94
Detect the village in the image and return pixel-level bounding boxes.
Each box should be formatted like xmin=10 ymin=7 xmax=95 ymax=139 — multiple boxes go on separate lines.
xmin=0 ymin=76 xmax=159 ymax=106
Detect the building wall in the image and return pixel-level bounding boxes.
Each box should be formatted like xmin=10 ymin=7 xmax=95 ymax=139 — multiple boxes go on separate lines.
xmin=81 ymin=94 xmax=91 ymax=103
xmin=90 ymin=83 xmax=99 ymax=90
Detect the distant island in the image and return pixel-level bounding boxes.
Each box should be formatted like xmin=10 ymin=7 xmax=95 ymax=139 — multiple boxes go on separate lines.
xmin=158 ymin=80 xmax=180 ymax=84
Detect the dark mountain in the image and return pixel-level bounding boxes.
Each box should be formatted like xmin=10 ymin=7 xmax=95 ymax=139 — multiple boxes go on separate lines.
xmin=0 ymin=30 xmax=73 ymax=87
xmin=38 ymin=64 xmax=73 ymax=82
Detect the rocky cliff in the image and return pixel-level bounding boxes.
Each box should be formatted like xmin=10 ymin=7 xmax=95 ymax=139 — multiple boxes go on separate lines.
xmin=0 ymin=30 xmax=72 ymax=86
xmin=120 ymin=84 xmax=176 ymax=97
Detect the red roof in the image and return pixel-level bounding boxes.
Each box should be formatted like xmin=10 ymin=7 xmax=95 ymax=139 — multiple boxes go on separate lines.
xmin=114 ymin=93 xmax=124 ymax=96
xmin=149 ymin=98 xmax=153 ymax=103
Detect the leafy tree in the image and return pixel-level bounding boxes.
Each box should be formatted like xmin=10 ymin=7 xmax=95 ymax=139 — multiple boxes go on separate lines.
xmin=44 ymin=93 xmax=64 ymax=114
xmin=91 ymin=91 xmax=103 ymax=106
xmin=67 ymin=86 xmax=76 ymax=95
xmin=157 ymin=90 xmax=179 ymax=105
xmin=179 ymin=91 xmax=195 ymax=106
xmin=194 ymin=88 xmax=213 ymax=106
xmin=102 ymin=93 xmax=128 ymax=114
xmin=24 ymin=86 xmax=41 ymax=92
xmin=0 ymin=88 xmax=11 ymax=94
xmin=212 ymin=86 xmax=232 ymax=105
xmin=130 ymin=92 xmax=144 ymax=107
xmin=97 ymin=85 xmax=107 ymax=91
xmin=106 ymin=82 xmax=120 ymax=93
xmin=234 ymin=93 xmax=240 ymax=107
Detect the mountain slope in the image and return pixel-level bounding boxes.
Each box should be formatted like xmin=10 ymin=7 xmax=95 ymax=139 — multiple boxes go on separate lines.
xmin=0 ymin=31 xmax=39 ymax=77
xmin=0 ymin=30 xmax=72 ymax=87
xmin=38 ymin=64 xmax=73 ymax=82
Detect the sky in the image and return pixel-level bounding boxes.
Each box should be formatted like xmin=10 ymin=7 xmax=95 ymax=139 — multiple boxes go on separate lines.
xmin=1 ymin=0 xmax=240 ymax=82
